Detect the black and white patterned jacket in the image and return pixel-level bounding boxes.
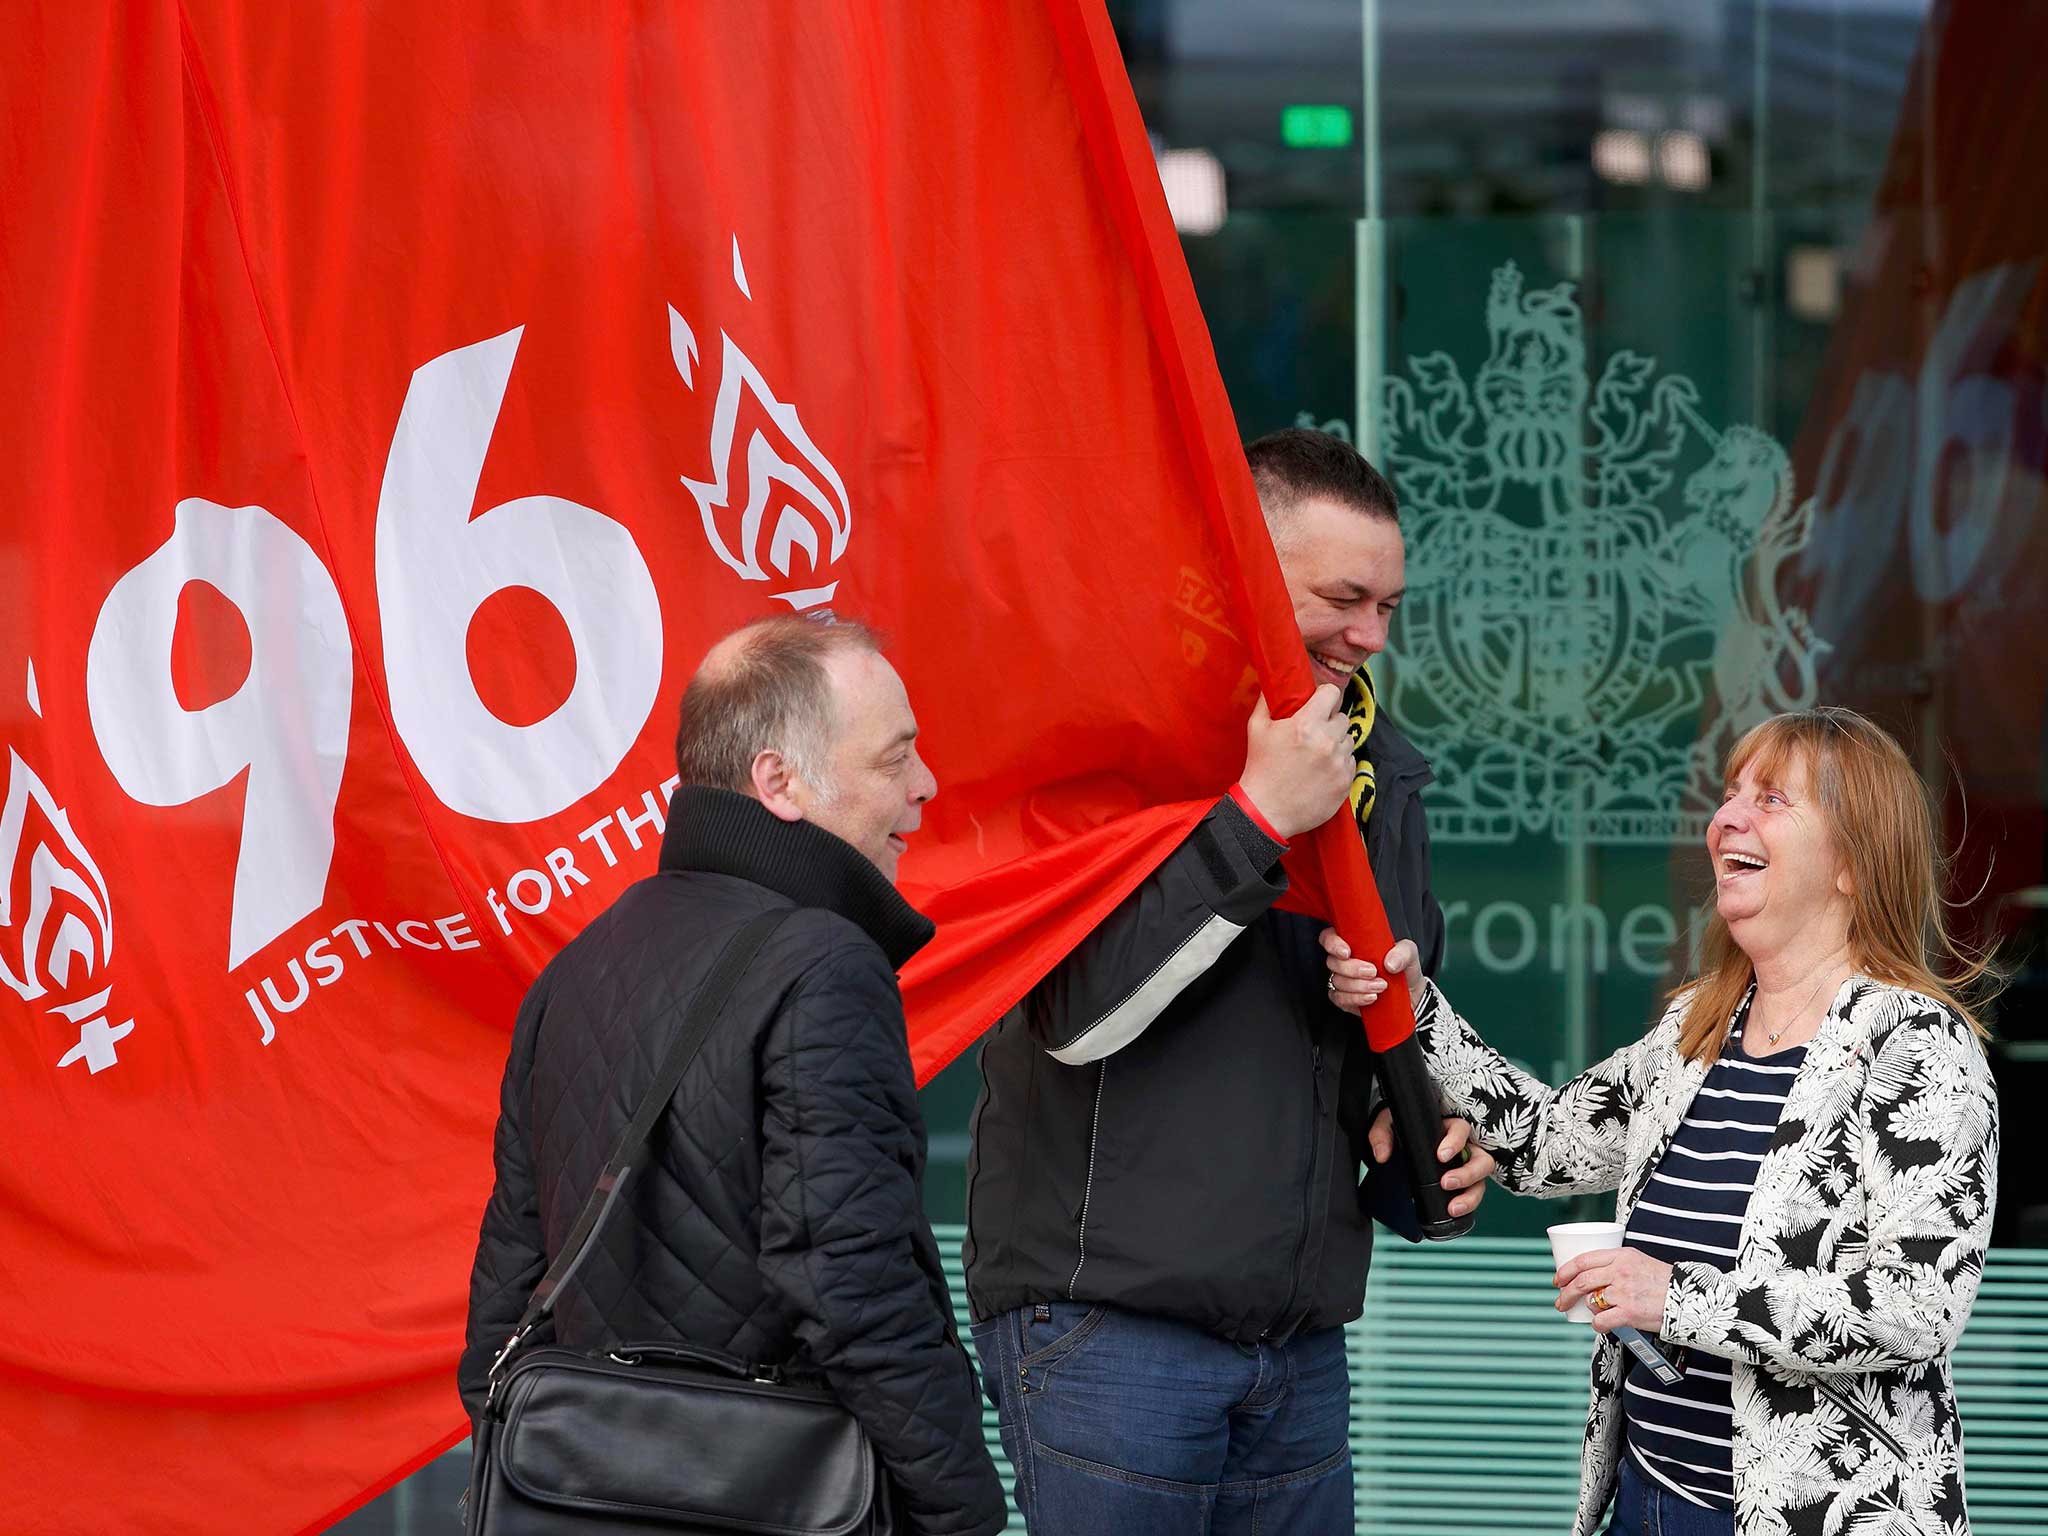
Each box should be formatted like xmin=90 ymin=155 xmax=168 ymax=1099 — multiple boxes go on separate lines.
xmin=1415 ymin=974 xmax=1999 ymax=1536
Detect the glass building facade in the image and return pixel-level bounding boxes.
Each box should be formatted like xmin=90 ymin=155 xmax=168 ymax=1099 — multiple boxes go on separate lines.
xmin=349 ymin=3 xmax=2044 ymax=1529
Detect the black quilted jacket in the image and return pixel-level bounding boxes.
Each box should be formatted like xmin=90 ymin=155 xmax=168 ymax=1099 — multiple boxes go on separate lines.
xmin=458 ymin=787 xmax=1006 ymax=1536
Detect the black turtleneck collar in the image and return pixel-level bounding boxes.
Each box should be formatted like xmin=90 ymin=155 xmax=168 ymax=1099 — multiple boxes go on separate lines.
xmin=658 ymin=786 xmax=935 ymax=971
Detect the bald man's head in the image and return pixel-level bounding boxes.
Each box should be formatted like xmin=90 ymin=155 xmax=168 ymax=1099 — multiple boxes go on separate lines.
xmin=676 ymin=615 xmax=936 ymax=881
xmin=675 ymin=616 xmax=882 ymax=797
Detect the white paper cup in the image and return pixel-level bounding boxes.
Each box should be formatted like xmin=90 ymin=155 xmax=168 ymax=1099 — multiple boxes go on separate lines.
xmin=1547 ymin=1221 xmax=1626 ymax=1322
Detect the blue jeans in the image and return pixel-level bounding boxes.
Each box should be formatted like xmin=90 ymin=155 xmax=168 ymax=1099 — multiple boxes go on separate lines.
xmin=1608 ymin=1454 xmax=1735 ymax=1536
xmin=970 ymin=1302 xmax=1353 ymax=1535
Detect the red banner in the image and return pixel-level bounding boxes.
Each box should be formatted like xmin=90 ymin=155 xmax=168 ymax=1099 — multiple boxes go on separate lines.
xmin=1784 ymin=0 xmax=2048 ymax=938
xmin=0 ymin=4 xmax=1399 ymax=1530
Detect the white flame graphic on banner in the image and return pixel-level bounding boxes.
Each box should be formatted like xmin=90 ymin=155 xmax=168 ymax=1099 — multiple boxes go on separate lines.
xmin=0 ymin=741 xmax=133 ymax=1072
xmin=0 ymin=747 xmax=112 ymax=1000
xmin=671 ymin=237 xmax=852 ymax=610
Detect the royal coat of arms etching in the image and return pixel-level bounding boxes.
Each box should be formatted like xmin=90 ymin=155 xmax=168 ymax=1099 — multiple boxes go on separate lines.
xmin=1364 ymin=261 xmax=1829 ymax=845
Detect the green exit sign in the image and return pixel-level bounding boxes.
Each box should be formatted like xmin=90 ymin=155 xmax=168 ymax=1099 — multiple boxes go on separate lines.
xmin=1281 ymin=104 xmax=1353 ymax=149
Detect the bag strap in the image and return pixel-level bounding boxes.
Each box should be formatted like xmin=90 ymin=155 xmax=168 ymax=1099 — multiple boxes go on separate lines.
xmin=487 ymin=906 xmax=792 ymax=1393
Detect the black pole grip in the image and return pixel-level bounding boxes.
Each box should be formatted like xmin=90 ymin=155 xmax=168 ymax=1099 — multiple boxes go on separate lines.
xmin=1377 ymin=1030 xmax=1473 ymax=1242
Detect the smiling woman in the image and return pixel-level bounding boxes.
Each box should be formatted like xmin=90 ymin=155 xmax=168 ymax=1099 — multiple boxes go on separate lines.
xmin=1326 ymin=705 xmax=2002 ymax=1536
xmin=1681 ymin=706 xmax=1996 ymax=1067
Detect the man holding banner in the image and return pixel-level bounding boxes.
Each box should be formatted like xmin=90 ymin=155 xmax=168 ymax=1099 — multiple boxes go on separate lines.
xmin=963 ymin=429 xmax=1495 ymax=1532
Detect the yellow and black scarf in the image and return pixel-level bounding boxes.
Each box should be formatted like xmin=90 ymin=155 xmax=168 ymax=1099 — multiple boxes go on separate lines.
xmin=1343 ymin=666 xmax=1377 ymax=832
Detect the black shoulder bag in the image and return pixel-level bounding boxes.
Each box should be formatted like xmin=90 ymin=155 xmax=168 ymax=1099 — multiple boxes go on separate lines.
xmin=466 ymin=908 xmax=894 ymax=1536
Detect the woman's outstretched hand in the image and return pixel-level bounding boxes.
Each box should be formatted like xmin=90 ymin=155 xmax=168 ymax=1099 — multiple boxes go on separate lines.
xmin=1320 ymin=929 xmax=1422 ymax=1015
xmin=1324 ymin=929 xmax=1495 ymax=1218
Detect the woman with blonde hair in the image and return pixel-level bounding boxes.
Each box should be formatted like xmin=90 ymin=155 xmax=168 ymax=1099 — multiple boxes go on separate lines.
xmin=1325 ymin=707 xmax=2000 ymax=1536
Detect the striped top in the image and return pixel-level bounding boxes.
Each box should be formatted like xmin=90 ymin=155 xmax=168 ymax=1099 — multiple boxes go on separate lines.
xmin=1621 ymin=1005 xmax=1805 ymax=1511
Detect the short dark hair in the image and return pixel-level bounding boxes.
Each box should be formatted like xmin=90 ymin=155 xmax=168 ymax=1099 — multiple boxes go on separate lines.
xmin=674 ymin=615 xmax=883 ymax=796
xmin=1244 ymin=428 xmax=1399 ymax=529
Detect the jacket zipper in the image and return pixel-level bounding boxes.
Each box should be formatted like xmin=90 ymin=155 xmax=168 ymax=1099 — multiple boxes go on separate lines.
xmin=1815 ymin=1378 xmax=1909 ymax=1461
xmin=1066 ymin=1063 xmax=1108 ymax=1298
xmin=1269 ymin=1043 xmax=1327 ymax=1337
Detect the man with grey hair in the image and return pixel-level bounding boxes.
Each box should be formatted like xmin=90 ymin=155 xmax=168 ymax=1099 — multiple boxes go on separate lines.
xmin=672 ymin=615 xmax=933 ymax=881
xmin=462 ymin=615 xmax=1005 ymax=1536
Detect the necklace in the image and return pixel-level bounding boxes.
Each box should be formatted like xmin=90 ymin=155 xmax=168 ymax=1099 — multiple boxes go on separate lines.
xmin=1760 ymin=969 xmax=1834 ymax=1049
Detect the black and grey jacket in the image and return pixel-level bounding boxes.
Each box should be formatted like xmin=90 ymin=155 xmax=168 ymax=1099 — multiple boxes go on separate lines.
xmin=459 ymin=788 xmax=1006 ymax=1536
xmin=964 ymin=715 xmax=1444 ymax=1343
xmin=1418 ymin=974 xmax=2000 ymax=1536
